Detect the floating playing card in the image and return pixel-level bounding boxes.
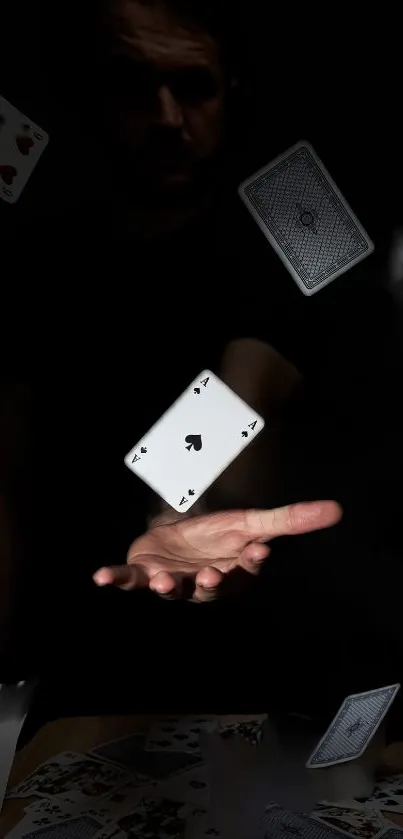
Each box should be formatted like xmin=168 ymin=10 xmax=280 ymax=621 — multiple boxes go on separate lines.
xmin=306 ymin=684 xmax=401 ymax=769
xmin=0 ymin=680 xmax=36 ymax=814
xmin=124 ymin=371 xmax=264 ymax=512
xmin=238 ymin=141 xmax=374 ymax=295
xmin=0 ymin=95 xmax=49 ymax=203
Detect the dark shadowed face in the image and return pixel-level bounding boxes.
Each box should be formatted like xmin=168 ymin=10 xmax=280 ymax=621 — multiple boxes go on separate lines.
xmin=101 ymin=0 xmax=228 ymax=194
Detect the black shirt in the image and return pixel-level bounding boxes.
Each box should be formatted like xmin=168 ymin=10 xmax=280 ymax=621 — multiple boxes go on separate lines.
xmin=5 ymin=188 xmax=403 ymax=700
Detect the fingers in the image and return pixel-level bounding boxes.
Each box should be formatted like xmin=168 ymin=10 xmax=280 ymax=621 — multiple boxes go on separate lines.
xmin=239 ymin=542 xmax=270 ymax=574
xmin=243 ymin=500 xmax=342 ymax=541
xmin=193 ymin=566 xmax=225 ymax=602
xmin=93 ymin=565 xmax=149 ymax=591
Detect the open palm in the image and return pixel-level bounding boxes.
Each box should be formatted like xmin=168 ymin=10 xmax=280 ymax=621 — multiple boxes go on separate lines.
xmin=93 ymin=501 xmax=341 ymax=602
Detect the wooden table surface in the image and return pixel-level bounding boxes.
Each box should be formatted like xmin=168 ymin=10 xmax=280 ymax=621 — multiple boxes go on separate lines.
xmin=1 ymin=717 xmax=403 ymax=837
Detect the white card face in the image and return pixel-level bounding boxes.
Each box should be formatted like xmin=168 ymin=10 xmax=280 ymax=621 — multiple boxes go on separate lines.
xmin=0 ymin=95 xmax=49 ymax=203
xmin=124 ymin=370 xmax=265 ymax=513
xmin=238 ymin=141 xmax=374 ymax=296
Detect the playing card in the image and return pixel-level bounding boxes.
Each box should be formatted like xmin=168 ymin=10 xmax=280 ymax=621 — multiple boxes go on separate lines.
xmin=347 ymin=774 xmax=403 ymax=814
xmin=89 ymin=734 xmax=201 ymax=779
xmin=310 ymin=803 xmax=388 ymax=838
xmin=23 ymin=782 xmax=153 ymax=829
xmin=262 ymin=804 xmax=372 ymax=839
xmin=218 ymin=718 xmax=265 ymax=747
xmin=184 ymin=811 xmax=221 ymax=839
xmin=9 ymin=815 xmax=105 ymax=839
xmin=7 ymin=751 xmax=135 ymax=806
xmin=0 ymin=680 xmax=36 ymax=813
xmin=145 ymin=718 xmax=216 ymax=755
xmin=238 ymin=141 xmax=374 ymax=296
xmin=157 ymin=765 xmax=210 ymax=808
xmin=0 ymin=96 xmax=49 ymax=204
xmin=124 ymin=371 xmax=264 ymax=512
xmin=306 ymin=685 xmax=401 ymax=768
xmin=90 ymin=795 xmax=201 ymax=839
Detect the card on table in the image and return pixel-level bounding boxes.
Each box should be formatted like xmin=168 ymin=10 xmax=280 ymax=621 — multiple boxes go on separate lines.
xmin=262 ymin=803 xmax=374 ymax=839
xmin=89 ymin=734 xmax=201 ymax=780
xmin=23 ymin=781 xmax=154 ymax=830
xmin=306 ymin=684 xmax=401 ymax=769
xmin=91 ymin=796 xmax=203 ymax=839
xmin=124 ymin=371 xmax=264 ymax=513
xmin=0 ymin=95 xmax=49 ymax=204
xmin=9 ymin=815 xmax=105 ymax=839
xmin=218 ymin=718 xmax=266 ymax=747
xmin=8 ymin=751 xmax=136 ymax=806
xmin=238 ymin=141 xmax=374 ymax=296
xmin=145 ymin=718 xmax=216 ymax=755
xmin=350 ymin=773 xmax=403 ymax=813
xmin=157 ymin=764 xmax=210 ymax=808
xmin=310 ymin=802 xmax=389 ymax=838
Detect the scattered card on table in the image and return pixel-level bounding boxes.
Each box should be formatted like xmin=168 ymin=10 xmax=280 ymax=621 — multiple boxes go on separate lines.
xmin=311 ymin=802 xmax=389 ymax=838
xmin=145 ymin=717 xmax=216 ymax=755
xmin=238 ymin=141 xmax=374 ymax=296
xmin=306 ymin=684 xmax=400 ymax=768
xmin=124 ymin=371 xmax=264 ymax=512
xmin=0 ymin=95 xmax=49 ymax=204
xmin=89 ymin=734 xmax=201 ymax=779
xmin=8 ymin=751 xmax=135 ymax=806
xmin=91 ymin=795 xmax=201 ymax=839
xmin=350 ymin=773 xmax=403 ymax=813
xmin=262 ymin=804 xmax=368 ymax=839
xmin=218 ymin=717 xmax=266 ymax=747
xmin=157 ymin=764 xmax=210 ymax=808
xmin=10 ymin=815 xmax=105 ymax=839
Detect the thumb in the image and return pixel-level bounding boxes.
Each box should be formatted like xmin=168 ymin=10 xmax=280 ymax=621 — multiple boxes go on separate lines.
xmin=93 ymin=564 xmax=149 ymax=591
xmin=242 ymin=500 xmax=342 ymax=541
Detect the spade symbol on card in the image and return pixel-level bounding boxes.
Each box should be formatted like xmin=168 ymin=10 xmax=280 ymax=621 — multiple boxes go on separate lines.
xmin=16 ymin=135 xmax=34 ymax=155
xmin=0 ymin=165 xmax=17 ymax=185
xmin=140 ymin=446 xmax=147 ymax=453
xmin=194 ymin=387 xmax=200 ymax=394
xmin=185 ymin=434 xmax=202 ymax=452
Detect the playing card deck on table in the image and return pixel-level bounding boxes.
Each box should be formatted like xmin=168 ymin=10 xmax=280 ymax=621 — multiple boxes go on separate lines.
xmin=0 ymin=95 xmax=48 ymax=203
xmin=124 ymin=371 xmax=264 ymax=512
xmin=239 ymin=141 xmax=374 ymax=295
xmin=306 ymin=685 xmax=401 ymax=769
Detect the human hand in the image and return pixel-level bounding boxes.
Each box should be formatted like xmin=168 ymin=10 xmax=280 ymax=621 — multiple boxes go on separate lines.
xmin=93 ymin=500 xmax=341 ymax=603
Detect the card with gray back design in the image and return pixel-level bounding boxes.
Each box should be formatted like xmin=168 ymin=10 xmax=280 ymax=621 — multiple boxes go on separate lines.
xmin=238 ymin=141 xmax=374 ymax=295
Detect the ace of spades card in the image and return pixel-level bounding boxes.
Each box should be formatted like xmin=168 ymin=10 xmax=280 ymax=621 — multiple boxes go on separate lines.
xmin=0 ymin=95 xmax=49 ymax=203
xmin=124 ymin=370 xmax=264 ymax=512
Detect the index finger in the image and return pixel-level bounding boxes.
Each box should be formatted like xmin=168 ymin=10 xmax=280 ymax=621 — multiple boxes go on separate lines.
xmin=244 ymin=500 xmax=342 ymax=541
